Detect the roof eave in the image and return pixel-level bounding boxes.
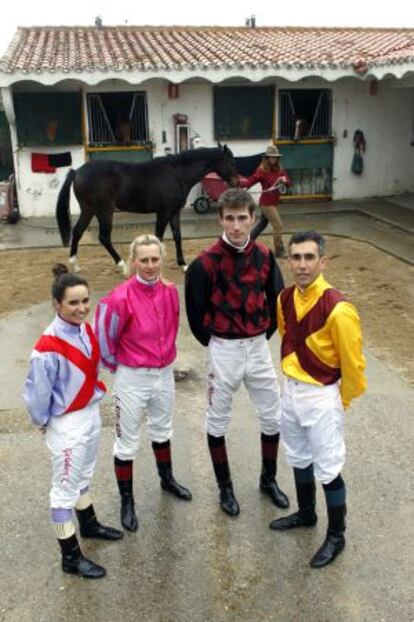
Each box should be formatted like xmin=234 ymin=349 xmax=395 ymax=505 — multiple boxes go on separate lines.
xmin=1 ymin=62 xmax=414 ymax=88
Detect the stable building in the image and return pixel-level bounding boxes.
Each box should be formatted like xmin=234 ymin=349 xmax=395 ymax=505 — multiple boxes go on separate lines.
xmin=1 ymin=24 xmax=414 ymax=217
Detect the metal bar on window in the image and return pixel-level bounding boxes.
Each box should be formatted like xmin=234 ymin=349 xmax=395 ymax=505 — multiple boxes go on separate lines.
xmin=308 ymin=92 xmax=322 ymax=137
xmin=130 ymin=93 xmax=149 ymax=143
xmin=87 ymin=95 xmax=115 ymax=145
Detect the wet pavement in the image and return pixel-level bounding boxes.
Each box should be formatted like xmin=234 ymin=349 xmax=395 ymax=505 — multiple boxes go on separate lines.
xmin=0 ymin=290 xmax=413 ymax=622
xmin=0 ymin=196 xmax=413 ymax=621
xmin=1 ymin=194 xmax=413 ymax=265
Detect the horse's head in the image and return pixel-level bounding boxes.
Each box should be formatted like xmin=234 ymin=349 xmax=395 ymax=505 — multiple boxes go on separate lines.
xmin=214 ymin=144 xmax=239 ymax=187
xmin=293 ymin=117 xmax=310 ymax=141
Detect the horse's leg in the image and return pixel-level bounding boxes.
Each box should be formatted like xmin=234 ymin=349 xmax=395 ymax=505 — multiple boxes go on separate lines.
xmin=155 ymin=212 xmax=169 ymax=243
xmin=69 ymin=208 xmax=94 ymax=272
xmin=168 ymin=210 xmax=186 ymax=270
xmin=96 ymin=211 xmax=126 ymax=274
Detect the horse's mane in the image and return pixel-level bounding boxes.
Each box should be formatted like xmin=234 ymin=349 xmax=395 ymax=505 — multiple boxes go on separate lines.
xmin=162 ymin=148 xmax=223 ymax=165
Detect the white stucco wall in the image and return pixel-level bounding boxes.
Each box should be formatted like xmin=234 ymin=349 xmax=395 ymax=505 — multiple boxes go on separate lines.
xmin=331 ymin=78 xmax=414 ymax=199
xmin=148 ymin=77 xmax=414 ymax=202
xmin=15 ymin=146 xmax=84 ymax=218
xmin=146 ymin=80 xmax=273 ymax=158
xmin=6 ymin=76 xmax=414 ymax=217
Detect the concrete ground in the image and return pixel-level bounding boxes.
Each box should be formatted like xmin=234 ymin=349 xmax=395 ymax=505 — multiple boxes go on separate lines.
xmin=0 ymin=194 xmax=413 ymax=264
xmin=0 ymin=196 xmax=413 ymax=622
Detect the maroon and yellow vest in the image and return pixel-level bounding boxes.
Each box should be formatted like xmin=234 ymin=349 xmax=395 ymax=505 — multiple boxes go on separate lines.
xmin=280 ymin=285 xmax=345 ymax=385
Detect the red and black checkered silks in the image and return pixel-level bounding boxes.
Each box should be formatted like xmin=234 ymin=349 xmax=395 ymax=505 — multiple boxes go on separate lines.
xmin=199 ymin=238 xmax=274 ymax=339
xmin=280 ymin=285 xmax=345 ymax=384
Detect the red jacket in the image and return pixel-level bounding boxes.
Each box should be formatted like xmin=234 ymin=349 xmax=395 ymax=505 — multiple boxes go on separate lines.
xmin=240 ymin=166 xmax=291 ymax=206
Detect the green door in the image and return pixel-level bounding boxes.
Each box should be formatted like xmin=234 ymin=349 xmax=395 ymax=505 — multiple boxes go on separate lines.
xmin=276 ymin=140 xmax=333 ymax=200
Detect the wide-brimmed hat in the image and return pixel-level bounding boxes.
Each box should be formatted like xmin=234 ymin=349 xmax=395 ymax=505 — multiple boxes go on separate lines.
xmin=264 ymin=145 xmax=283 ymax=158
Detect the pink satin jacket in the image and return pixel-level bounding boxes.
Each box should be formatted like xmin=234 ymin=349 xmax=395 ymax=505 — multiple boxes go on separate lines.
xmin=94 ymin=277 xmax=179 ymax=372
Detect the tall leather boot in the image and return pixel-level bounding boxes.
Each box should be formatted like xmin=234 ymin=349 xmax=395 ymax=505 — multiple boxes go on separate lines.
xmin=114 ymin=457 xmax=138 ymax=531
xmin=207 ymin=434 xmax=240 ymax=516
xmin=76 ymin=504 xmax=123 ymax=541
xmin=59 ymin=533 xmax=106 ymax=579
xmin=152 ymin=440 xmax=192 ymax=500
xmin=269 ymin=465 xmax=317 ymax=530
xmin=310 ymin=475 xmax=346 ymax=568
xmin=259 ymin=432 xmax=289 ymax=508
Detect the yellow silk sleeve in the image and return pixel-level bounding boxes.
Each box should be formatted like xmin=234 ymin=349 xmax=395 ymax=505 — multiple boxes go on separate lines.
xmin=277 ymin=294 xmax=285 ymax=338
xmin=328 ymin=302 xmax=367 ymax=408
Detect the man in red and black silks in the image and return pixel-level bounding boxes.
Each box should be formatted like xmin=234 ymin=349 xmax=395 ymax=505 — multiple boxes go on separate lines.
xmin=269 ymin=231 xmax=367 ymax=568
xmin=185 ymin=188 xmax=289 ymax=518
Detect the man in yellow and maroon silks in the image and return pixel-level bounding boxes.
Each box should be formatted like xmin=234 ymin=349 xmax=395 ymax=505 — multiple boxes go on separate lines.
xmin=269 ymin=231 xmax=367 ymax=568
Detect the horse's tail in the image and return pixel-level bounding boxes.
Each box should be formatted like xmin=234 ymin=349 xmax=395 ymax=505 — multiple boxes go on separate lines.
xmin=56 ymin=168 xmax=76 ymax=247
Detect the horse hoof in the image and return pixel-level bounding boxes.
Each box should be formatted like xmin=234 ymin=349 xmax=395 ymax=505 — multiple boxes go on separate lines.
xmin=69 ymin=257 xmax=81 ymax=272
xmin=181 ymin=264 xmax=188 ymax=273
xmin=116 ymin=260 xmax=127 ymax=275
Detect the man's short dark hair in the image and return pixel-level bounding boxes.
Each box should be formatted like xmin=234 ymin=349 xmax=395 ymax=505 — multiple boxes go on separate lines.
xmin=217 ymin=188 xmax=255 ymax=217
xmin=288 ymin=231 xmax=326 ymax=256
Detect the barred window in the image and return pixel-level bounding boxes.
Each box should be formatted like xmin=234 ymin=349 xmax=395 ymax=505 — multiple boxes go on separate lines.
xmin=87 ymin=92 xmax=149 ymax=146
xmin=279 ymin=90 xmax=332 ymax=139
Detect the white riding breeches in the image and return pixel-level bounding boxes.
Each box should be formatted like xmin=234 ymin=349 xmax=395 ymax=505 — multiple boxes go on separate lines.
xmin=280 ymin=376 xmax=345 ymax=484
xmin=113 ymin=363 xmax=174 ymax=460
xmin=45 ymin=403 xmax=101 ymax=511
xmin=206 ymin=334 xmax=281 ymax=437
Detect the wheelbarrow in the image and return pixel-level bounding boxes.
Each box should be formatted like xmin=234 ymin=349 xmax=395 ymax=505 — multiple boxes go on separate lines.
xmin=192 ymin=152 xmax=265 ymax=214
xmin=192 ymin=172 xmax=228 ymax=214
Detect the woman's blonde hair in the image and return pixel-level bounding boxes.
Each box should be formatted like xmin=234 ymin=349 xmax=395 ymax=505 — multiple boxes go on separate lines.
xmin=126 ymin=234 xmax=165 ymax=277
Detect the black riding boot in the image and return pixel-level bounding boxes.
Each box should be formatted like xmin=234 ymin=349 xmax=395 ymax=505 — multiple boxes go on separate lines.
xmin=310 ymin=475 xmax=346 ymax=568
xmin=76 ymin=504 xmax=123 ymax=541
xmin=269 ymin=465 xmax=317 ymax=530
xmin=207 ymin=434 xmax=240 ymax=516
xmin=59 ymin=533 xmax=106 ymax=579
xmin=259 ymin=433 xmax=289 ymax=508
xmin=114 ymin=457 xmax=138 ymax=531
xmin=152 ymin=440 xmax=192 ymax=501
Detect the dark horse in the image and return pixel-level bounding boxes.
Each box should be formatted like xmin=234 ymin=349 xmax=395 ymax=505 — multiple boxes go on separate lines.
xmin=56 ymin=145 xmax=239 ymax=272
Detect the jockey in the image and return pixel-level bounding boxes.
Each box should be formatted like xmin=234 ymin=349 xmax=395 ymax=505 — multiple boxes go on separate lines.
xmin=94 ymin=235 xmax=192 ymax=533
xmin=23 ymin=264 xmax=123 ymax=579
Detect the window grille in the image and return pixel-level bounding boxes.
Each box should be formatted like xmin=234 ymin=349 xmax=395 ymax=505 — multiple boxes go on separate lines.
xmin=87 ymin=92 xmax=149 ymax=146
xmin=279 ymin=90 xmax=332 ymax=139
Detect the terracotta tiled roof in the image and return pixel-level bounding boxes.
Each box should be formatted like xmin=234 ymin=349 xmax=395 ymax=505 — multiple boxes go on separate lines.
xmin=2 ymin=25 xmax=414 ymax=75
